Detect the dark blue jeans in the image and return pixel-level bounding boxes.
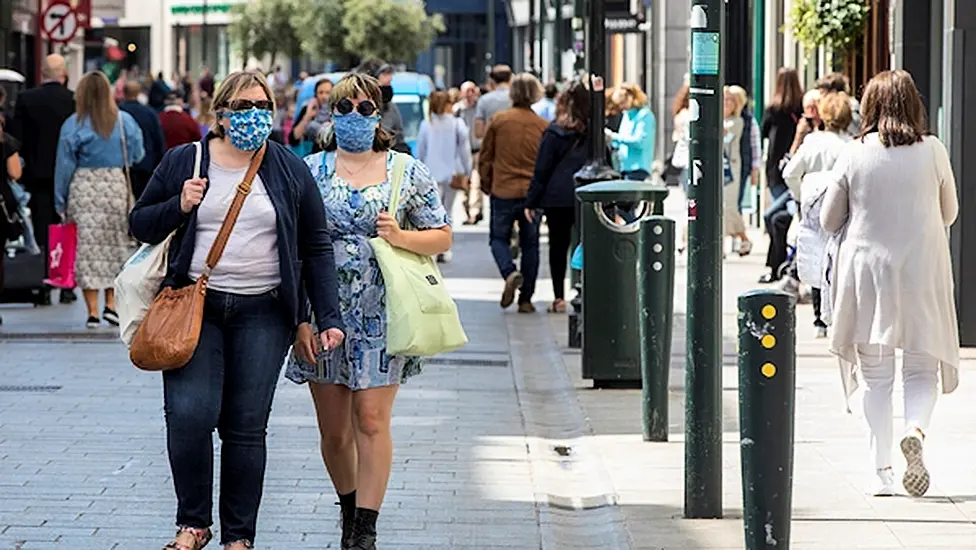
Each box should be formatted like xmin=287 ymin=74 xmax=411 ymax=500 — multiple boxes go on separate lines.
xmin=489 ymin=196 xmax=540 ymax=303
xmin=163 ymin=288 xmax=293 ymax=545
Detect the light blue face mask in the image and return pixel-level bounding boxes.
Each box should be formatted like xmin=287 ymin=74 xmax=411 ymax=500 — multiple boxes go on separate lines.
xmin=333 ymin=112 xmax=381 ymax=153
xmin=221 ymin=108 xmax=273 ymax=151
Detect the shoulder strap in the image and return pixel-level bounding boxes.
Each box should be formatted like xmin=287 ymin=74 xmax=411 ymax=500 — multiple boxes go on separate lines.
xmin=192 ymin=141 xmax=202 ymax=179
xmin=387 ymin=152 xmax=410 ymax=215
xmin=200 ymin=144 xmax=266 ymax=279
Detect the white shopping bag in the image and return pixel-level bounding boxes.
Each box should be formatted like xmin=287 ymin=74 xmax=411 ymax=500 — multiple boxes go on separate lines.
xmin=115 ymin=142 xmax=200 ymax=346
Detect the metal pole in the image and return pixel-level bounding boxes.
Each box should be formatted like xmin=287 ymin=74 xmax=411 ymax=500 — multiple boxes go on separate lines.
xmin=487 ymin=0 xmax=495 ymax=76
xmin=638 ymin=216 xmax=675 ymax=442
xmin=569 ymin=0 xmax=618 ymax=350
xmin=752 ymin=0 xmax=765 ymax=228
xmin=536 ymin=0 xmax=551 ymax=78
xmin=553 ymin=0 xmax=563 ymax=81
xmin=202 ymin=0 xmax=208 ymax=70
xmin=528 ymin=0 xmax=536 ymax=74
xmin=35 ymin=0 xmax=43 ymax=86
xmin=684 ymin=0 xmax=725 ymax=519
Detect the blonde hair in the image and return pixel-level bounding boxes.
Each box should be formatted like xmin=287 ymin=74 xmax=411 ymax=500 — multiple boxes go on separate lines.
xmin=618 ymin=82 xmax=648 ymax=109
xmin=210 ymin=71 xmax=276 ymax=138
xmin=802 ymin=89 xmax=822 ymax=108
xmin=75 ymin=72 xmax=118 ymax=139
xmin=727 ymin=85 xmax=748 ymax=117
xmin=818 ymin=92 xmax=854 ymax=133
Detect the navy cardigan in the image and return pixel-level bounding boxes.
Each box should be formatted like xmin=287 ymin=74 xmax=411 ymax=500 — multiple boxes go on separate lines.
xmin=129 ymin=137 xmax=343 ymax=334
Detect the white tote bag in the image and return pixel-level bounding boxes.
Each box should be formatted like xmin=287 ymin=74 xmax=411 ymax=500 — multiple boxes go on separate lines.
xmin=115 ymin=142 xmax=201 ymax=346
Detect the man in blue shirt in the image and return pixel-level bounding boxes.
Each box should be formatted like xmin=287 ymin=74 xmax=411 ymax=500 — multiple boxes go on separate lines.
xmin=532 ymin=83 xmax=558 ymax=123
xmin=119 ymin=81 xmax=166 ymax=199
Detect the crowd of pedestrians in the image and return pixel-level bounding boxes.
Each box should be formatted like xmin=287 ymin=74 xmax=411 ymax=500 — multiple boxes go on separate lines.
xmin=1 ymin=48 xmax=963 ymax=547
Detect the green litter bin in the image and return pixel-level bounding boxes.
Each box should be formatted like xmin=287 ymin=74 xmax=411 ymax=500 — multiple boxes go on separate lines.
xmin=575 ymin=180 xmax=671 ymax=388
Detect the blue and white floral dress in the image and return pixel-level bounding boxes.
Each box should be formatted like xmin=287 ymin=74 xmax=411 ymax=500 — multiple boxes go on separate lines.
xmin=285 ymin=151 xmax=450 ymax=389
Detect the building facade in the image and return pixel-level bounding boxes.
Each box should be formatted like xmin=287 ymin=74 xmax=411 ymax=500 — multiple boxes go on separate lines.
xmin=417 ymin=0 xmax=511 ymax=88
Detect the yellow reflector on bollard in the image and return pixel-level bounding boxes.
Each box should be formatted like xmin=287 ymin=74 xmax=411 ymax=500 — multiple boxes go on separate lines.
xmin=761 ymin=363 xmax=776 ymax=378
xmin=761 ymin=334 xmax=776 ymax=349
xmin=761 ymin=304 xmax=777 ymax=319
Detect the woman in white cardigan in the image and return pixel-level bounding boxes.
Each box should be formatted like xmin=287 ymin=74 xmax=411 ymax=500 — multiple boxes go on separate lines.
xmin=820 ymin=70 xmax=959 ymax=498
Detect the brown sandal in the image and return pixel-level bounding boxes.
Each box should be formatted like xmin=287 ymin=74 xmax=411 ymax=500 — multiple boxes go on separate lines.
xmin=163 ymin=527 xmax=213 ymax=550
xmin=548 ymin=299 xmax=567 ymax=313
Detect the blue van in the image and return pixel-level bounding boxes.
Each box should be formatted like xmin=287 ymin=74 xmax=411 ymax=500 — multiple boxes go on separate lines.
xmin=293 ymin=71 xmax=435 ymax=156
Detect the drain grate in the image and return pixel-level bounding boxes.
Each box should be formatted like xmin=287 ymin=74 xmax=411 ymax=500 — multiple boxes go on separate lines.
xmin=0 ymin=385 xmax=62 ymax=393
xmin=426 ymin=357 xmax=509 ymax=367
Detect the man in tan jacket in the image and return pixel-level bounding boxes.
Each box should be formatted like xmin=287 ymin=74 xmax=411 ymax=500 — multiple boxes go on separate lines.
xmin=479 ymin=73 xmax=548 ymax=313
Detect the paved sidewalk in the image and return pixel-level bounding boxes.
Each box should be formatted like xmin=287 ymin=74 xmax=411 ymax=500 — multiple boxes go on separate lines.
xmin=541 ymin=190 xmax=976 ymax=548
xmin=0 ymin=228 xmax=553 ymax=549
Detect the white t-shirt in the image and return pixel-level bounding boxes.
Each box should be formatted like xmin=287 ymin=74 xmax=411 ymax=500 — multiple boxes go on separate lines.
xmin=188 ymin=161 xmax=281 ymax=294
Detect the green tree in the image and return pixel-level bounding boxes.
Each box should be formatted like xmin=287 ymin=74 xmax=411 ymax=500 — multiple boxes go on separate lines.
xmin=342 ymin=0 xmax=444 ymax=65
xmin=228 ymin=0 xmax=302 ymax=69
xmin=291 ymin=0 xmax=350 ymax=65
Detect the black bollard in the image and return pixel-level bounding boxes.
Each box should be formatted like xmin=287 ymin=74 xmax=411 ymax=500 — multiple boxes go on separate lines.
xmin=738 ymin=289 xmax=796 ymax=550
xmin=637 ymin=216 xmax=676 ymax=442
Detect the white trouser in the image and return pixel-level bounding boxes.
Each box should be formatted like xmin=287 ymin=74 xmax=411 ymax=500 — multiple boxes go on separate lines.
xmin=857 ymin=344 xmax=939 ymax=470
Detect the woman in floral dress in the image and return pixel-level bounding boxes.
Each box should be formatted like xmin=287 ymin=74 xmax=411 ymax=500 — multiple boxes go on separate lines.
xmin=285 ymin=73 xmax=452 ymax=550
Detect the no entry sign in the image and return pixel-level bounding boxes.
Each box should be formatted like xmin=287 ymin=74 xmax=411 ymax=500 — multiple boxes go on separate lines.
xmin=42 ymin=1 xmax=80 ymax=44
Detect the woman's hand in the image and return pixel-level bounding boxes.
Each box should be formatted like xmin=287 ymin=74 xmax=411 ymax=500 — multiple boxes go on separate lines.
xmin=321 ymin=328 xmax=345 ymax=351
xmin=376 ymin=212 xmax=405 ymax=248
xmin=304 ymin=100 xmax=319 ymax=120
xmin=294 ymin=322 xmax=319 ymax=364
xmin=523 ymin=208 xmax=536 ymax=223
xmin=180 ymin=177 xmax=207 ymax=213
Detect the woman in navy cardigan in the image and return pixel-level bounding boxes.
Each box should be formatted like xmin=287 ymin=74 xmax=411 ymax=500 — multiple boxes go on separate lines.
xmin=129 ymin=71 xmax=343 ymax=550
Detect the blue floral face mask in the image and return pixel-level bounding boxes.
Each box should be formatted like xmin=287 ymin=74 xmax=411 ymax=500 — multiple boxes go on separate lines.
xmin=221 ymin=108 xmax=273 ymax=151
xmin=333 ymin=112 xmax=380 ymax=153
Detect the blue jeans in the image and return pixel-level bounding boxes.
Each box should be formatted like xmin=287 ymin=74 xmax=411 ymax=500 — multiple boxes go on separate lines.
xmin=489 ymin=196 xmax=540 ymax=303
xmin=163 ymin=288 xmax=293 ymax=545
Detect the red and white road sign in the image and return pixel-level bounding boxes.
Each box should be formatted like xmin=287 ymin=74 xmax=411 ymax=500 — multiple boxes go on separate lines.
xmin=42 ymin=1 xmax=80 ymax=44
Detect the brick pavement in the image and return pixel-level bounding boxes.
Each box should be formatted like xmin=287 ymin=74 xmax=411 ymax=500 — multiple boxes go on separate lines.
xmin=4 ymin=189 xmax=976 ymax=549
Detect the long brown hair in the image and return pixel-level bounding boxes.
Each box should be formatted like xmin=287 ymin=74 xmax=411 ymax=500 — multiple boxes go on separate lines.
xmin=859 ymin=70 xmax=929 ymax=147
xmin=673 ymin=85 xmax=690 ymax=117
xmin=555 ymin=79 xmax=590 ymax=133
xmin=428 ymin=90 xmax=452 ymax=116
xmin=770 ymin=67 xmax=803 ymax=113
xmin=75 ymin=72 xmax=118 ymax=139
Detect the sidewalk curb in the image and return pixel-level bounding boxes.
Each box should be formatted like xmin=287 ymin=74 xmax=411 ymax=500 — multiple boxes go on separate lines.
xmin=506 ymin=314 xmax=632 ymax=550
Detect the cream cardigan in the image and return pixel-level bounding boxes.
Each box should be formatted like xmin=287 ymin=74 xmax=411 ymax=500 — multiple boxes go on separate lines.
xmin=820 ymin=134 xmax=960 ymax=407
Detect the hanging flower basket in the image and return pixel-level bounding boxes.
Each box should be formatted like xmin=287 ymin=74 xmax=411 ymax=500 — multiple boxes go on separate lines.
xmin=788 ymin=0 xmax=871 ymax=56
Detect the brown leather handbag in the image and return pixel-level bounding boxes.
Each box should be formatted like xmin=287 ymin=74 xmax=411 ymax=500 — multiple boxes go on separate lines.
xmin=129 ymin=145 xmax=267 ymax=372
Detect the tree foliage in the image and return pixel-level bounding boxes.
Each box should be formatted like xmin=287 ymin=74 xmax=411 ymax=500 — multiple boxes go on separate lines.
xmin=228 ymin=0 xmax=303 ymax=68
xmin=342 ymin=0 xmax=445 ymax=64
xmin=230 ymin=0 xmax=443 ymax=68
xmin=291 ymin=0 xmax=349 ymax=64
xmin=788 ymin=0 xmax=871 ymax=56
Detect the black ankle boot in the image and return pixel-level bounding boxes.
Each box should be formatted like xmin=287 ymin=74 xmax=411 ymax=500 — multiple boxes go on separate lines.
xmin=340 ymin=506 xmax=356 ymax=548
xmin=345 ymin=509 xmax=377 ymax=550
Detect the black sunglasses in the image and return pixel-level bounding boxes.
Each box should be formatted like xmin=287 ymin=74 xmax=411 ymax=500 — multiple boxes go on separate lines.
xmin=223 ymin=99 xmax=273 ymax=112
xmin=333 ymin=98 xmax=378 ymax=117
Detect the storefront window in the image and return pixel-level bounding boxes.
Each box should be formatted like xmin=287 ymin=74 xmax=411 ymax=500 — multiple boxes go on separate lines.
xmin=173 ymin=24 xmax=229 ymax=80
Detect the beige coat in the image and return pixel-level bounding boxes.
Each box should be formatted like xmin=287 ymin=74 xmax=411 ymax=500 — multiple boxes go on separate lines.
xmin=820 ymin=134 xmax=960 ymax=407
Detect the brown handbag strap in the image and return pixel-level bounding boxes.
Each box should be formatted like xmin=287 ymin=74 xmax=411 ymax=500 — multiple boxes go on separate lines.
xmin=200 ymin=144 xmax=267 ymax=280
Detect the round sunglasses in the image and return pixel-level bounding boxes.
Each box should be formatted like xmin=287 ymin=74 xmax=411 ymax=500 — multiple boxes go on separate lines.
xmin=333 ymin=98 xmax=378 ymax=117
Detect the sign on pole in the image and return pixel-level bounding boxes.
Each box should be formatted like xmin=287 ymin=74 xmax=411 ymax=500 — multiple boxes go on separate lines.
xmin=42 ymin=1 xmax=80 ymax=44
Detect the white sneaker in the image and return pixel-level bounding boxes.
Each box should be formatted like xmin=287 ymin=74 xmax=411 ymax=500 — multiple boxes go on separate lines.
xmin=870 ymin=467 xmax=896 ymax=497
xmin=900 ymin=430 xmax=931 ymax=497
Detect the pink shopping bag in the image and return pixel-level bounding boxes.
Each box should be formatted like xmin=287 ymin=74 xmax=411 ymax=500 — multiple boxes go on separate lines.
xmin=44 ymin=223 xmax=77 ymax=289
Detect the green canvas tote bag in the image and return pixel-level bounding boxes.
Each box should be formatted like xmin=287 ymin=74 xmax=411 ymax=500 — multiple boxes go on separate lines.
xmin=369 ymin=153 xmax=468 ymax=356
